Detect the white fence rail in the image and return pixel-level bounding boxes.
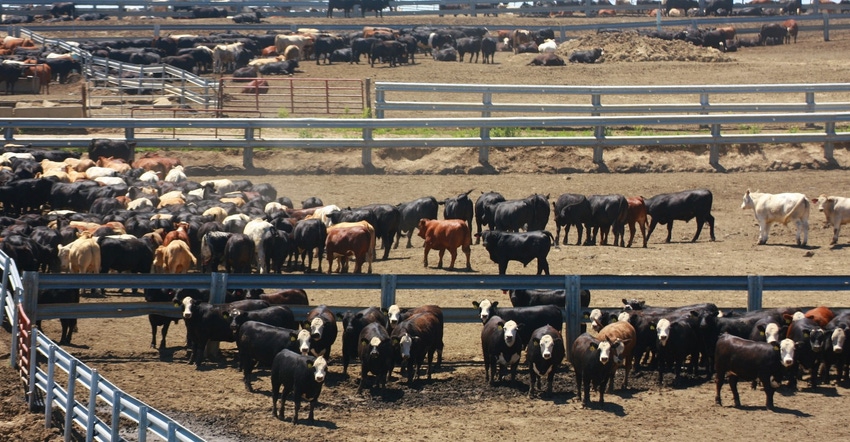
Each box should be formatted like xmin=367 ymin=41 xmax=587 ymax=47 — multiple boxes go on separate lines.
xmin=0 ymin=250 xmax=204 ymax=442
xmin=1 ymin=111 xmax=849 ymax=167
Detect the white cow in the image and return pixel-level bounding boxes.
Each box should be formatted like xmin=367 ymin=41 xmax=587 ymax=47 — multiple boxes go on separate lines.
xmin=812 ymin=194 xmax=850 ymax=245
xmin=164 ymin=165 xmax=187 ymax=183
xmin=243 ymin=218 xmax=274 ymax=274
xmin=538 ymin=39 xmax=557 ymax=53
xmin=741 ymin=190 xmax=810 ymax=246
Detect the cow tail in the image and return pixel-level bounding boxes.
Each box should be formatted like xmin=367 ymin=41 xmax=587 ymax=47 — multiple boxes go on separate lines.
xmin=545 ymin=230 xmax=558 ymax=250
xmin=782 ymin=196 xmax=810 ymax=224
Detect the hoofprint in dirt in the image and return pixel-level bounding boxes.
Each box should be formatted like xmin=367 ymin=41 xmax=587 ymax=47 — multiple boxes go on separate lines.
xmin=4 ymin=169 xmax=850 ymax=441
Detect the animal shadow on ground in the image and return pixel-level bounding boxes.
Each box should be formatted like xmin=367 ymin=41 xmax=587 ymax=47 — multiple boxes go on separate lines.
xmin=802 ymin=385 xmax=841 ymax=397
xmin=735 ymin=404 xmax=811 ymax=417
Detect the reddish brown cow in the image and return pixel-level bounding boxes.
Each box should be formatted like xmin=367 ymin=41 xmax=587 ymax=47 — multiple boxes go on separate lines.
xmin=132 ymin=152 xmax=183 ymax=175
xmin=23 ymin=60 xmax=51 ymax=94
xmin=241 ymin=79 xmax=269 ymax=95
xmin=285 ymin=207 xmax=319 ymax=221
xmin=325 ymin=224 xmax=374 ymax=274
xmin=595 ymin=320 xmax=637 ymax=391
xmin=805 ymin=306 xmax=835 ymax=327
xmin=258 ymin=289 xmax=309 ymax=305
xmin=783 ymin=19 xmax=798 ymax=44
xmin=163 ymin=221 xmax=191 ymax=247
xmin=261 ymin=45 xmax=278 ymax=56
xmin=96 ymin=156 xmax=132 ymax=174
xmin=626 ymin=196 xmax=649 ymax=248
xmin=416 ymin=219 xmax=472 ymax=270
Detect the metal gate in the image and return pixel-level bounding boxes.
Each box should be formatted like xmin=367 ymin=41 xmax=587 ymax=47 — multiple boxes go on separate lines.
xmin=217 ymin=77 xmax=367 ymax=117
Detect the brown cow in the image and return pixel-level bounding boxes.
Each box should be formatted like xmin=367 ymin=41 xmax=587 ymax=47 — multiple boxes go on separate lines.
xmin=132 ymin=152 xmax=182 ymax=175
xmin=626 ymin=196 xmax=648 ymax=248
xmin=163 ymin=221 xmax=191 ymax=247
xmin=805 ymin=306 xmax=835 ymax=327
xmin=416 ymin=219 xmax=472 ymax=270
xmin=96 ymin=156 xmax=132 ymax=174
xmin=511 ymin=29 xmax=532 ymax=54
xmin=23 ymin=60 xmax=51 ymax=94
xmin=783 ymin=19 xmax=798 ymax=44
xmin=255 ymin=288 xmax=309 ymax=305
xmin=595 ymin=318 xmax=637 ymax=391
xmin=325 ymin=224 xmax=374 ymax=274
xmin=261 ymin=45 xmax=278 ymax=57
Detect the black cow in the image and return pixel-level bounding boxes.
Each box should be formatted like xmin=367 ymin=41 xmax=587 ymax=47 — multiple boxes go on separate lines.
xmin=328 ymin=0 xmax=357 ymax=17
xmin=493 ymin=194 xmax=549 ymax=232
xmin=361 ymin=0 xmax=391 ymax=17
xmin=395 ymin=196 xmax=439 ymax=248
xmin=144 ymin=288 xmax=178 ymax=349
xmin=572 ymin=333 xmax=622 ymax=407
xmin=2 ymin=15 xmax=33 ymax=24
xmin=529 ymin=53 xmax=565 ymax=66
xmin=478 ymin=230 xmax=554 ymax=275
xmin=98 ymin=235 xmax=154 ymax=276
xmin=481 ymin=37 xmax=497 ymax=64
xmin=329 ymin=48 xmax=353 ymax=63
xmin=37 ymin=288 xmax=80 ymax=345
xmin=292 ymin=219 xmax=326 ymax=272
xmin=44 ymin=58 xmax=81 ymax=84
xmin=76 ymin=12 xmax=108 ymax=21
xmin=655 ymin=314 xmax=701 ymax=385
xmin=568 ymin=48 xmax=605 ymax=63
xmin=822 ymin=312 xmax=849 ymax=384
xmin=472 ymin=299 xmax=562 ymax=348
xmin=177 ymin=296 xmax=268 ymax=367
xmin=1 ymin=178 xmax=53 ymax=216
xmin=355 ymin=203 xmax=400 ymax=260
xmin=304 ymin=305 xmax=338 ymax=358
xmin=51 ymin=2 xmax=76 ymax=18
xmin=271 ymin=350 xmax=327 ymax=424
xmin=587 ymin=194 xmax=628 ymax=246
xmin=339 ymin=307 xmax=387 ymax=374
xmin=786 ymin=316 xmax=826 ymax=388
xmin=200 ymin=231 xmax=231 ymax=272
xmin=235 ymin=321 xmax=301 ymax=391
xmin=223 ymin=233 xmax=254 ymax=274
xmin=759 ymin=23 xmax=787 ymax=46
xmin=433 ymin=44 xmax=458 ymax=62
xmin=228 ymin=305 xmax=296 ymax=333
xmin=370 ymin=41 xmax=407 ymax=68
xmin=232 ymin=11 xmax=261 ymax=23
xmin=552 ymin=193 xmax=592 ymax=246
xmin=705 ymin=0 xmax=733 ymax=15
xmin=191 ymin=6 xmax=228 ymax=18
xmin=162 ymin=54 xmax=196 ymax=73
xmin=715 ymin=334 xmax=795 ymax=410
xmin=390 ymin=312 xmax=443 ymax=383
xmin=507 ymin=289 xmax=591 ymax=309
xmin=527 ymin=325 xmax=565 ymax=397
xmin=315 ymin=36 xmax=345 ymax=65
xmin=351 ymin=38 xmax=378 ymax=64
xmin=481 ymin=316 xmax=523 ymax=385
xmin=89 ymin=139 xmax=135 ymax=163
xmin=456 ymin=37 xmax=482 ymax=63
xmin=644 ymin=189 xmax=716 ymax=243
xmin=442 ymin=189 xmax=474 ymax=230
xmin=0 ymin=63 xmax=23 ymax=95
xmin=357 ymin=322 xmax=394 ymax=393
xmin=259 ymin=60 xmax=298 ymax=76
xmin=474 ymin=191 xmax=506 ymax=243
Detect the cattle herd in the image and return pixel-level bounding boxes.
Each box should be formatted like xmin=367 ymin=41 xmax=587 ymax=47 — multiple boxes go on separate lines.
xmin=1 ymin=141 xmax=849 ymax=421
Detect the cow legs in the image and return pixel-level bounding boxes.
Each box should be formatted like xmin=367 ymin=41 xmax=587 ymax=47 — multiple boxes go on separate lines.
xmin=646 ymin=219 xmax=658 ymax=243
xmin=462 ymin=244 xmax=471 ymax=270
xmin=447 ymin=248 xmax=458 ymax=269
xmin=715 ymin=369 xmax=726 ymax=405
xmin=728 ymin=375 xmax=742 ymax=407
xmin=627 ymin=222 xmax=636 ymax=247
xmin=665 ymin=221 xmax=674 ymax=243
xmin=423 ymin=245 xmax=431 ymax=268
xmin=832 ymin=224 xmax=841 ymax=245
xmin=438 ymin=249 xmax=446 ymax=268
xmin=757 ymin=221 xmax=770 ymax=245
xmin=798 ymin=218 xmax=809 ymax=246
xmin=537 ymin=257 xmax=550 ymax=275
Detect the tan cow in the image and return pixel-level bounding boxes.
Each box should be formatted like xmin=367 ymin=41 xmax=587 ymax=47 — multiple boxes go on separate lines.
xmin=153 ymin=239 xmax=196 ymax=274
xmin=57 ymin=232 xmax=101 ymax=274
xmin=812 ymin=194 xmax=850 ymax=245
xmin=595 ymin=320 xmax=637 ymax=391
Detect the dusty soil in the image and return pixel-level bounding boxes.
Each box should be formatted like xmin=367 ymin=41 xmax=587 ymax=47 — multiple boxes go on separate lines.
xmin=3 ymin=13 xmax=850 ymax=442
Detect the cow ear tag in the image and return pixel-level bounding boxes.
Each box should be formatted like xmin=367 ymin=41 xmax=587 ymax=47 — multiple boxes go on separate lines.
xmin=582 ymin=313 xmax=590 ymax=319
xmin=290 ymin=335 xmax=296 ymax=342
xmin=308 ymin=362 xmax=313 ymax=368
xmin=650 ymin=325 xmax=656 ymax=330
xmin=773 ymin=344 xmax=780 ymax=351
xmin=760 ymin=331 xmax=765 ymax=336
xmin=803 ymin=332 xmax=810 ymax=338
xmin=590 ymin=344 xmax=596 ymax=352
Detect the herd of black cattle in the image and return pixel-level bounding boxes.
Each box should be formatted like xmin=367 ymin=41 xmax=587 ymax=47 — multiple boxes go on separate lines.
xmin=0 ymin=142 xmax=845 ymax=421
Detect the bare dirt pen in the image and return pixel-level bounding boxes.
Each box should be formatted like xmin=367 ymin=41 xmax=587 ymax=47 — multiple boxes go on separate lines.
xmin=4 ymin=12 xmax=850 ymax=442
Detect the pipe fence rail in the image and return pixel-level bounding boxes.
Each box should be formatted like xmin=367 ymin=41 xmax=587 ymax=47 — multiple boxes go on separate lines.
xmin=1 ymin=111 xmax=849 ymax=167
xmin=1 ymin=252 xmax=204 ymax=441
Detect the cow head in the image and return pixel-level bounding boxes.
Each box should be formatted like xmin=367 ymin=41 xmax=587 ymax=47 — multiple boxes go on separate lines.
xmin=656 ymin=318 xmax=671 ymax=346
xmin=226 ymin=309 xmax=243 ymax=333
xmin=502 ymin=320 xmax=518 ymax=347
xmin=741 ymin=190 xmax=755 ymax=210
xmin=806 ymin=327 xmax=826 ymax=353
xmin=180 ymin=296 xmax=196 ymax=320
xmin=297 ymin=329 xmax=311 ymax=355
xmin=473 ymin=299 xmax=497 ymax=323
xmin=307 ymin=317 xmax=325 ymax=341
xmin=758 ymin=322 xmax=782 ymax=344
xmin=310 ymin=356 xmax=327 ymax=384
xmin=778 ymin=338 xmax=795 ymax=367
xmin=595 ymin=339 xmax=613 ymax=365
xmin=416 ymin=219 xmax=429 ymax=239
xmin=831 ymin=327 xmax=846 ymax=354
xmin=618 ymin=311 xmax=631 ymax=323
xmin=394 ymin=332 xmax=413 ymax=361
xmin=588 ymin=309 xmax=603 ymax=332
xmin=362 ymin=336 xmax=384 ymax=360
xmin=534 ymin=334 xmax=556 ymax=360
xmin=622 ymin=298 xmax=646 ymax=310
xmin=387 ymin=304 xmax=402 ymax=327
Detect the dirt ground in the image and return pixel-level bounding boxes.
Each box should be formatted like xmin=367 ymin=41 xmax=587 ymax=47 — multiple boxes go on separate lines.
xmin=3 ymin=12 xmax=850 ymax=442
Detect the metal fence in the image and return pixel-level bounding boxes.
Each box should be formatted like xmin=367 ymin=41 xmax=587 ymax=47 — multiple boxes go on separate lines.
xmin=218 ymin=77 xmax=367 ymax=117
xmin=1 ymin=251 xmax=204 ymax=442
xmin=1 ymin=110 xmax=849 ymax=167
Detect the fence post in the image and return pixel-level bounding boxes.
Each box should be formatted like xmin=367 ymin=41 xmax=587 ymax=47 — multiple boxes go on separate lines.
xmin=747 ymin=275 xmax=763 ymax=312
xmin=64 ymin=359 xmax=77 ymax=442
xmin=364 ymin=78 xmax=372 ymax=118
xmin=45 ymin=344 xmax=56 ymax=429
xmin=210 ymin=272 xmax=227 ymax=304
xmin=823 ymin=11 xmax=830 ymax=42
xmin=591 ymin=93 xmax=604 ymax=163
xmin=28 ymin=325 xmax=38 ymax=412
xmin=380 ymin=274 xmax=397 ymax=310
xmin=86 ymin=369 xmax=99 ymax=439
xmin=709 ymin=123 xmax=721 ymax=166
xmin=564 ymin=275 xmax=582 ymax=361
xmin=111 ymin=390 xmax=122 ymax=441
xmin=480 ymin=91 xmax=491 ymax=164
xmin=656 ymin=8 xmax=662 ymax=32
xmin=243 ymin=126 xmax=255 ymax=169
xmin=22 ymin=271 xmax=38 ymax=327
xmin=824 ymin=121 xmax=835 ymax=162
xmin=362 ymin=126 xmax=373 ymax=168
xmin=138 ymin=406 xmax=148 ymax=442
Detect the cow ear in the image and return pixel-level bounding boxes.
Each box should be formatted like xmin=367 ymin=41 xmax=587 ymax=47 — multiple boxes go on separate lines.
xmin=650 ymin=324 xmax=656 ymax=330
xmin=589 ymin=344 xmax=597 ymax=352
xmin=173 ymin=301 xmax=181 ymax=307
xmin=492 ymin=301 xmax=499 ymax=308
xmin=392 ymin=337 xmax=399 ymax=345
xmin=360 ymin=338 xmax=368 ymax=345
xmin=290 ymin=333 xmax=296 ymax=342
xmin=760 ymin=330 xmax=766 ymax=336
xmin=472 ymin=301 xmax=480 ymax=308
xmin=690 ymin=310 xmax=699 ymax=318
xmin=582 ymin=311 xmax=590 ymax=319
xmin=307 ymin=361 xmax=313 ymax=368
xmin=222 ymin=311 xmax=230 ymax=320
xmin=336 ymin=313 xmax=344 ymax=320
xmin=532 ymin=338 xmax=540 ymax=347
xmin=772 ymin=344 xmax=780 ymax=351
xmin=803 ymin=329 xmax=810 ymax=338
xmin=301 ymin=320 xmax=310 ymax=329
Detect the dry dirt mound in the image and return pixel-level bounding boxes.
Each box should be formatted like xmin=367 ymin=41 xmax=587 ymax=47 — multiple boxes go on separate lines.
xmin=557 ymin=32 xmax=732 ymax=62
